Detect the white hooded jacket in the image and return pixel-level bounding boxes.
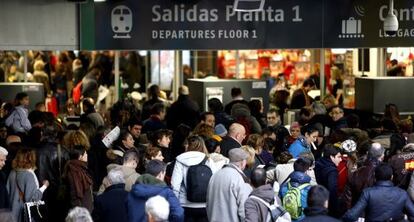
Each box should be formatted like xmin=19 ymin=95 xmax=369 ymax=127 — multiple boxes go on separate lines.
xmin=171 ymin=151 xmax=219 ymax=208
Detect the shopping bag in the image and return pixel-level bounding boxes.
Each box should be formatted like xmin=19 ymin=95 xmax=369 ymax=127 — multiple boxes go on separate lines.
xmin=23 ymin=201 xmax=48 ymax=222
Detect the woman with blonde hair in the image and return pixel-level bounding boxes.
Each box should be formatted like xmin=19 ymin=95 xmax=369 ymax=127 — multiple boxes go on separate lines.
xmin=241 ymin=145 xmax=262 ymax=178
xmin=7 ymin=148 xmax=49 ymax=222
xmin=171 ymin=135 xmax=217 ymax=222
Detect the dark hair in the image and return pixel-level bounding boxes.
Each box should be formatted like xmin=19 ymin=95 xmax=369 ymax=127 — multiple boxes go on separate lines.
xmin=150 ymin=103 xmax=165 ymax=115
xmin=28 ymin=110 xmax=45 ymax=126
xmin=123 ymin=149 xmax=139 ymax=164
xmin=263 ymin=137 xmax=275 ymax=152
xmin=250 ymin=168 xmax=267 ymax=188
xmin=293 ymin=158 xmax=311 ymax=172
xmin=261 ymin=126 xmax=275 ymax=137
xmin=346 ymin=113 xmax=360 ymax=128
xmin=323 ymin=144 xmax=340 ymax=158
xmin=248 ymin=100 xmax=262 ymax=116
xmin=381 ymin=118 xmax=398 ymax=132
xmin=148 ymin=84 xmax=160 ymax=100
xmin=299 ymin=107 xmax=312 ymax=118
xmin=276 ymin=151 xmax=293 ymax=164
xmin=303 ymin=78 xmax=316 ymax=87
xmin=204 ymin=137 xmax=220 ymax=154
xmin=82 ymin=98 xmax=95 ymax=113
xmin=146 ymin=159 xmax=167 ymax=176
xmin=267 ymin=108 xmax=279 ymax=115
xmin=15 ymin=92 xmax=28 ymax=102
xmin=301 ymin=124 xmax=319 ymax=136
xmin=128 ymin=117 xmax=142 ymax=128
xmin=208 ymin=98 xmax=223 ymax=112
xmin=148 ymin=129 xmax=172 ymax=146
xmin=375 ymin=163 xmax=393 ymax=181
xmin=115 ymin=129 xmax=132 ymax=146
xmin=200 ymin=112 xmax=214 ymax=122
xmin=231 ymin=87 xmax=242 ymax=97
xmin=69 ymin=145 xmax=86 ymax=160
xmin=307 ymin=185 xmax=329 ymax=207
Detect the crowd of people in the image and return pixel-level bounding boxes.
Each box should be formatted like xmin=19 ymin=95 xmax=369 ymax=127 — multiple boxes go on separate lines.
xmin=1 ymin=52 xmax=414 ymax=221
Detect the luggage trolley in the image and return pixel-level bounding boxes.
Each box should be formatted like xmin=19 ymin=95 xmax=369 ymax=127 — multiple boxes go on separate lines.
xmin=233 ymin=0 xmax=266 ymax=12
xmin=111 ymin=5 xmax=133 ymax=39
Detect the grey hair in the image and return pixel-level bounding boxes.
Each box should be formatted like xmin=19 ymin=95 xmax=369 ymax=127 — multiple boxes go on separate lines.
xmin=0 ymin=147 xmax=8 ymax=156
xmin=312 ymin=102 xmax=327 ymax=115
xmin=368 ymin=142 xmax=385 ymax=159
xmin=65 ymin=207 xmax=93 ymax=222
xmin=107 ymin=169 xmax=125 ymax=185
xmin=145 ymin=195 xmax=170 ymax=222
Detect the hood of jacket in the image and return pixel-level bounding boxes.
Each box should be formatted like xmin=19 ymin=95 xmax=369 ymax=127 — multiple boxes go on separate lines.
xmin=231 ymin=103 xmax=251 ymax=118
xmin=250 ymin=184 xmax=274 ymax=202
xmin=289 ymin=171 xmax=311 ymax=185
xmin=176 ymin=151 xmax=206 ymax=167
xmin=209 ymin=153 xmax=229 ymax=163
xmin=131 ymin=174 xmax=168 ymax=199
xmin=136 ymin=174 xmax=165 ymax=186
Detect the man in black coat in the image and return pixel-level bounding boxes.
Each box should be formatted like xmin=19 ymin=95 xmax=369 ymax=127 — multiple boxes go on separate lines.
xmin=314 ymin=144 xmax=342 ymax=217
xmin=290 ymin=78 xmax=316 ymax=109
xmin=93 ymin=169 xmax=129 ymax=222
xmin=220 ymin=123 xmax=245 ymax=157
xmin=166 ymin=86 xmax=200 ymax=130
xmin=0 ymin=146 xmax=9 ymax=209
xmin=224 ymin=87 xmax=249 ymax=115
xmin=343 ymin=163 xmax=414 ymax=222
xmin=302 ymin=185 xmax=340 ymax=222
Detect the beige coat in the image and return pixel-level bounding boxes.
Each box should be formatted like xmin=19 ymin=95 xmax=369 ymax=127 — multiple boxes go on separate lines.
xmin=98 ymin=164 xmax=140 ymax=194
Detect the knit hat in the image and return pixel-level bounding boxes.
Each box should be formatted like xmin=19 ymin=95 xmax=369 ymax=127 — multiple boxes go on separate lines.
xmin=215 ymin=124 xmax=228 ymax=137
xmin=229 ymin=148 xmax=249 ymax=163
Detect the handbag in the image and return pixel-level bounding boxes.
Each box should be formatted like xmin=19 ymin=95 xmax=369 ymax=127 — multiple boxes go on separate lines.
xmin=23 ymin=201 xmax=48 ymax=222
xmin=15 ymin=173 xmax=48 ymax=222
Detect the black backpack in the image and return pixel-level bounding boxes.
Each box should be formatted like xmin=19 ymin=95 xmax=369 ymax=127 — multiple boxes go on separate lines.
xmin=186 ymin=156 xmax=212 ymax=202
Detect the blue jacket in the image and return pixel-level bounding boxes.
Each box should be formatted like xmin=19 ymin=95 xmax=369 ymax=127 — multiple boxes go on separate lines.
xmin=93 ymin=183 xmax=128 ymax=222
xmin=343 ymin=180 xmax=414 ymax=222
xmin=314 ymin=157 xmax=339 ymax=216
xmin=288 ymin=136 xmax=310 ymax=158
xmin=126 ymin=174 xmax=184 ymax=222
xmin=279 ymin=171 xmax=311 ymax=221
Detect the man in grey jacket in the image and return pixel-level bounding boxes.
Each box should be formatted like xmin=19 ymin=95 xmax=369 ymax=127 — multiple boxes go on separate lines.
xmin=245 ymin=168 xmax=282 ymax=222
xmin=206 ymin=148 xmax=253 ymax=222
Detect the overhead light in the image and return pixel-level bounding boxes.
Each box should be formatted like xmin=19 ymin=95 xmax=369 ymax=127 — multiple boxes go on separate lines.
xmin=233 ymin=0 xmax=265 ymax=12
xmin=94 ymin=0 xmax=106 ymax=2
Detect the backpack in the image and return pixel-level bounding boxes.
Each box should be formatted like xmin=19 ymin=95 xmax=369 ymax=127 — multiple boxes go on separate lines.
xmin=249 ymin=195 xmax=291 ymax=222
xmin=185 ymin=156 xmax=212 ymax=203
xmin=282 ymin=182 xmax=309 ymax=220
